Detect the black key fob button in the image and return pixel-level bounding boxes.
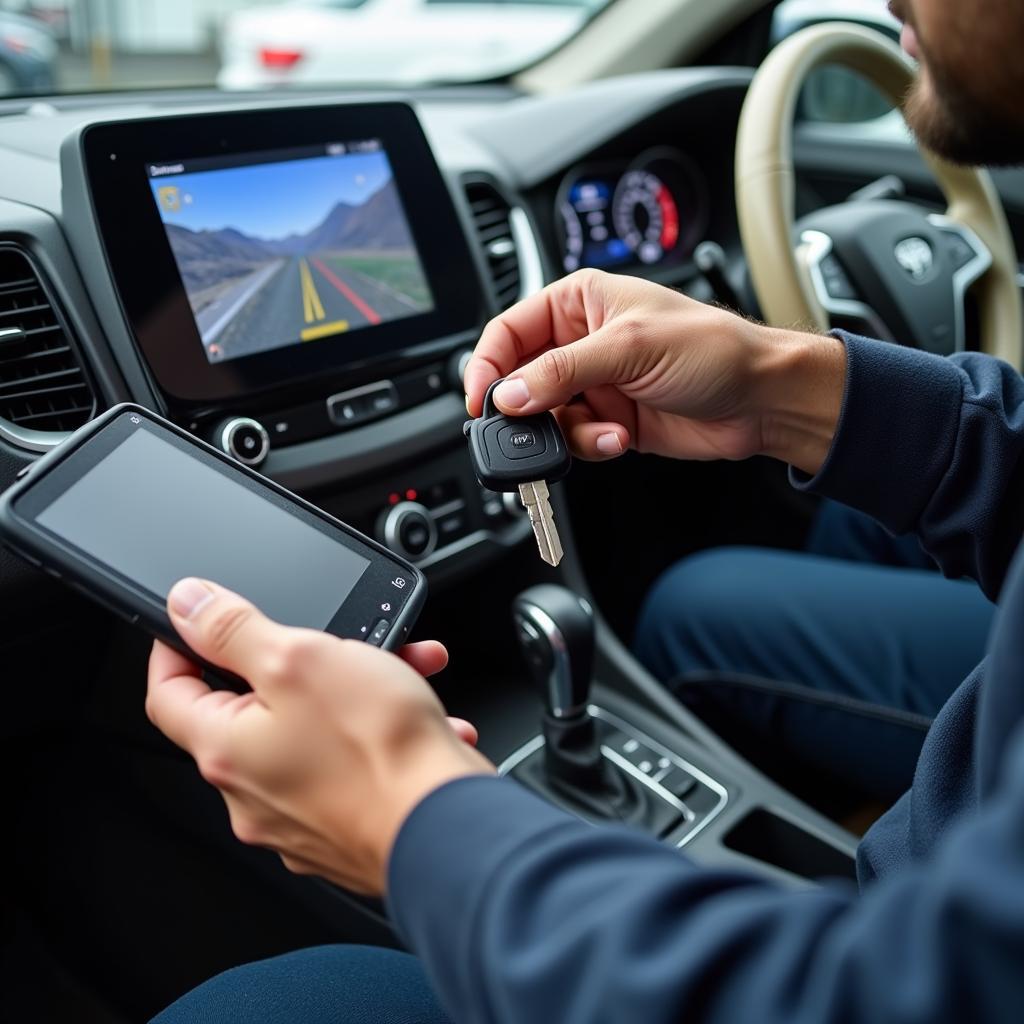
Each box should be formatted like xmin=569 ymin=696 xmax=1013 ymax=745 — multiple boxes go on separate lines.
xmin=496 ymin=423 xmax=547 ymax=460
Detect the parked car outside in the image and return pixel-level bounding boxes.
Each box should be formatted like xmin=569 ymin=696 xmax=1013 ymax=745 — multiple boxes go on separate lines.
xmin=0 ymin=10 xmax=56 ymax=96
xmin=217 ymin=0 xmax=608 ymax=89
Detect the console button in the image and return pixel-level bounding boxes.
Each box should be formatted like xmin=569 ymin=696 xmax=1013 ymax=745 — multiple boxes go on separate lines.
xmin=423 ymin=479 xmax=460 ymax=508
xmin=436 ymin=507 xmax=468 ymax=543
xmin=327 ymin=382 xmax=399 ymax=428
xmin=654 ymin=766 xmax=698 ymax=802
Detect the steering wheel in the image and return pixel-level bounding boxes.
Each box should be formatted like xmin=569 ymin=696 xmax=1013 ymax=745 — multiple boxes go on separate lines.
xmin=736 ymin=22 xmax=1022 ymax=367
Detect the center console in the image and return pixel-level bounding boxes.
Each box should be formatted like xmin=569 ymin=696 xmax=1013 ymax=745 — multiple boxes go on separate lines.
xmin=59 ymin=100 xmax=524 ymax=575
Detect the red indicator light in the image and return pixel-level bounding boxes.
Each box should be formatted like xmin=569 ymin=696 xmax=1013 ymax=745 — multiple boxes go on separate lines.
xmin=388 ymin=493 xmax=400 ymax=505
xmin=658 ymin=185 xmax=680 ymax=251
xmin=259 ymin=47 xmax=304 ymax=69
xmin=405 ymin=488 xmax=418 ymax=501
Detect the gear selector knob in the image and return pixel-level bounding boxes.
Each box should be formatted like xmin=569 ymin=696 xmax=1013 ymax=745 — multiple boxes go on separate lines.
xmin=513 ymin=584 xmax=594 ymax=719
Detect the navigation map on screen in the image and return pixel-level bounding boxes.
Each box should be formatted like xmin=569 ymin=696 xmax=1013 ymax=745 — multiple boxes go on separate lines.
xmin=147 ymin=140 xmax=434 ymax=364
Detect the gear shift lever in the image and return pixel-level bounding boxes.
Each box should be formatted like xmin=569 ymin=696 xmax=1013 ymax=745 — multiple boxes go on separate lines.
xmin=511 ymin=585 xmax=684 ymax=836
xmin=513 ymin=584 xmax=594 ymax=720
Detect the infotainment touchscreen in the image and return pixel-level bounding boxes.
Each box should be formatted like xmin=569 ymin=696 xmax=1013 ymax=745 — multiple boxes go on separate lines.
xmin=147 ymin=140 xmax=435 ymax=365
xmin=71 ymin=103 xmax=486 ymax=404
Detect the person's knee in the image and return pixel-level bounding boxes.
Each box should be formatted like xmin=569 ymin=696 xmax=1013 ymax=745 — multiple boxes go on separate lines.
xmin=634 ymin=548 xmax=759 ymax=681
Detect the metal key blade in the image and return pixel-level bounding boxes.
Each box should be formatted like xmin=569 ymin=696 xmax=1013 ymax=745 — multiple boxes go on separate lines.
xmin=518 ymin=479 xmax=563 ymax=567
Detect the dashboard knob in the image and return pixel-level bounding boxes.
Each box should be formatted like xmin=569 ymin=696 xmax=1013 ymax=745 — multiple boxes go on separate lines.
xmin=381 ymin=502 xmax=437 ymax=561
xmin=449 ymin=347 xmax=474 ymax=389
xmin=214 ymin=417 xmax=270 ymax=468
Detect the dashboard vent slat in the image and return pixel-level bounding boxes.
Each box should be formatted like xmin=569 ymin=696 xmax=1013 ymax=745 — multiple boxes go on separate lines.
xmin=464 ymin=181 xmax=522 ymax=312
xmin=0 ymin=247 xmax=95 ymax=437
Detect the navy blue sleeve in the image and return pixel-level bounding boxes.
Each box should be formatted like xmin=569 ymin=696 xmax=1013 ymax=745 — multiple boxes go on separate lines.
xmin=387 ymin=759 xmax=1024 ymax=1024
xmin=791 ymin=333 xmax=1024 ymax=599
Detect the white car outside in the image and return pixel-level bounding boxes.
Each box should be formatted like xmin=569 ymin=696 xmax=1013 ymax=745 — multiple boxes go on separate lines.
xmin=218 ymin=0 xmax=605 ymax=89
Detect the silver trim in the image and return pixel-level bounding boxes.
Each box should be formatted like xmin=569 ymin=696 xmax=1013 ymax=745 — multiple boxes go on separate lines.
xmin=497 ymin=704 xmax=729 ymax=850
xmin=219 ymin=417 xmax=270 ymax=467
xmin=382 ymin=501 xmax=437 ymax=561
xmin=509 ymin=206 xmax=546 ymax=302
xmin=927 ymin=214 xmax=992 ymax=352
xmin=799 ymin=230 xmax=893 ymax=342
xmin=431 ymin=498 xmax=465 ymax=520
xmin=514 ymin=600 xmax=582 ymax=719
xmin=417 ymin=528 xmax=490 ymax=569
xmin=0 ymin=419 xmax=71 ymax=453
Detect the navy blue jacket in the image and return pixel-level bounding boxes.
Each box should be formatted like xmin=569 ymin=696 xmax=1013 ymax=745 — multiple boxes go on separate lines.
xmin=387 ymin=333 xmax=1024 ymax=1023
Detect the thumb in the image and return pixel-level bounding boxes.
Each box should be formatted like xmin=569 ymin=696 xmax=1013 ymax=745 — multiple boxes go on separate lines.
xmin=167 ymin=578 xmax=287 ymax=683
xmin=491 ymin=323 xmax=633 ymax=415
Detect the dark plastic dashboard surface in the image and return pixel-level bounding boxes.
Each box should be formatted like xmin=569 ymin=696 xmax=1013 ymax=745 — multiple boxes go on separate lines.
xmin=65 ymin=102 xmax=487 ymax=408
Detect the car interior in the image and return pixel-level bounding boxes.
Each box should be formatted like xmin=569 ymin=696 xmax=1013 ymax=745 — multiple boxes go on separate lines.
xmin=2 ymin=0 xmax=1023 ymax=1019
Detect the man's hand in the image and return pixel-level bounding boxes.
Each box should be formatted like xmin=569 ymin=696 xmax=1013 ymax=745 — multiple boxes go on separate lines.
xmin=465 ymin=269 xmax=846 ymax=477
xmin=145 ymin=578 xmax=493 ymax=895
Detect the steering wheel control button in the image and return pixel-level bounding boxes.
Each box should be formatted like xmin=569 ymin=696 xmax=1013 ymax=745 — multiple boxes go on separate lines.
xmin=943 ymin=233 xmax=980 ymax=271
xmin=819 ymin=253 xmax=857 ymax=300
xmin=496 ymin=423 xmax=547 ymax=460
xmin=366 ymin=619 xmax=391 ymax=647
xmin=216 ymin=417 xmax=270 ymax=468
xmin=381 ymin=501 xmax=437 ymax=561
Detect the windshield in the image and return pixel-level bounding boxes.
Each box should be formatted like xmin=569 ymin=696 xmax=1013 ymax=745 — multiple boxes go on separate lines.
xmin=0 ymin=0 xmax=613 ymax=97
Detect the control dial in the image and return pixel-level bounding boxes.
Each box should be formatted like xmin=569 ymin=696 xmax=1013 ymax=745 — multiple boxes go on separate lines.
xmin=381 ymin=502 xmax=437 ymax=561
xmin=214 ymin=417 xmax=270 ymax=468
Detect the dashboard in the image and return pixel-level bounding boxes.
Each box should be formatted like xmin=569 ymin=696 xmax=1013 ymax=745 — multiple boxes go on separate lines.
xmin=0 ymin=69 xmax=752 ymax=604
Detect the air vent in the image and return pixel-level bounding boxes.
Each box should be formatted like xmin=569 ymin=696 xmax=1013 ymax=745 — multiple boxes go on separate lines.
xmin=465 ymin=181 xmax=522 ymax=311
xmin=0 ymin=246 xmax=95 ymax=442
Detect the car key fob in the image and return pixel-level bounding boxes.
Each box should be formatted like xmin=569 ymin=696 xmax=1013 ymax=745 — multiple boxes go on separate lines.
xmin=464 ymin=379 xmax=571 ymax=566
xmin=463 ymin=378 xmax=572 ymax=492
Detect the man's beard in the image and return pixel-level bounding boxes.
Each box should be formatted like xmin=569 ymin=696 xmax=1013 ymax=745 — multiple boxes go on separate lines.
xmin=904 ymin=58 xmax=1024 ymax=167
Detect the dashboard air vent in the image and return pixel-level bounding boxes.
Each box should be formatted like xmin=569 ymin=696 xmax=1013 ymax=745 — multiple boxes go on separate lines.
xmin=465 ymin=181 xmax=522 ymax=311
xmin=0 ymin=246 xmax=95 ymax=439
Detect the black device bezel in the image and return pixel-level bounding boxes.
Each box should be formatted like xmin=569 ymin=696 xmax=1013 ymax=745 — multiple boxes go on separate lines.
xmin=0 ymin=404 xmax=426 ymax=658
xmin=80 ymin=103 xmax=486 ymax=406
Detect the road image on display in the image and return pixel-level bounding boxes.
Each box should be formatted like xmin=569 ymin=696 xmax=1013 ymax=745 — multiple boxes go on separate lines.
xmin=148 ymin=142 xmax=434 ymax=363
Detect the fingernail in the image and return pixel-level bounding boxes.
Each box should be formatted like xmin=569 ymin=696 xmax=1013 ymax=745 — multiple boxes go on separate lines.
xmin=168 ymin=578 xmax=215 ymax=620
xmin=494 ymin=378 xmax=530 ymax=410
xmin=596 ymin=432 xmax=624 ymax=455
xmin=465 ymin=394 xmax=472 ymax=416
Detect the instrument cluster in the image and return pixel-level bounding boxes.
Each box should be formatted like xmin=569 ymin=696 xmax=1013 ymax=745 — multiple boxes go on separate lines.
xmin=556 ymin=148 xmax=708 ymax=274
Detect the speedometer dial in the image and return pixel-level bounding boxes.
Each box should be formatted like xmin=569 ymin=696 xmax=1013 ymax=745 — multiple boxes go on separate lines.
xmin=554 ymin=148 xmax=706 ymax=275
xmin=611 ymin=170 xmax=680 ymax=265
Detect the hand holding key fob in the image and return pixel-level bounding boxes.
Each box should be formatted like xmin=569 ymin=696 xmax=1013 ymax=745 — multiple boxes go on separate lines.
xmin=464 ymin=378 xmax=571 ymax=566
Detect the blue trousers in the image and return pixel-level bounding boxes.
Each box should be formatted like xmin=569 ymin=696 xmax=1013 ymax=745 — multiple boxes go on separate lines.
xmin=633 ymin=502 xmax=995 ymax=800
xmin=151 ymin=945 xmax=449 ymax=1024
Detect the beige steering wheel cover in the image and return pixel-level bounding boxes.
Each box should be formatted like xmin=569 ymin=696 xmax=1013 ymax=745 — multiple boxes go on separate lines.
xmin=736 ymin=21 xmax=1022 ymax=366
